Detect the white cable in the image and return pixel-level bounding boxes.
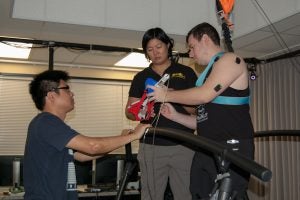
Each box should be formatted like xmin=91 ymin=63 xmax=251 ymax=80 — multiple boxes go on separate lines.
xmin=142 ymin=76 xmax=170 ymax=200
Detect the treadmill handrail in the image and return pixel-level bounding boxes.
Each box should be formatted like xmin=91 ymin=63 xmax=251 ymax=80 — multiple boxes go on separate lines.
xmin=145 ymin=127 xmax=272 ymax=182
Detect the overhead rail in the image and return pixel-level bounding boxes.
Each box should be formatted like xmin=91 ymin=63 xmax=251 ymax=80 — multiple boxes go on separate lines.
xmin=1 ymin=36 xmax=299 ymax=66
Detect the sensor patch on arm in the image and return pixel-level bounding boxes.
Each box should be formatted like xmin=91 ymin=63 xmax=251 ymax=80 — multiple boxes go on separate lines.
xmin=214 ymin=84 xmax=222 ymax=92
xmin=235 ymin=57 xmax=241 ymax=64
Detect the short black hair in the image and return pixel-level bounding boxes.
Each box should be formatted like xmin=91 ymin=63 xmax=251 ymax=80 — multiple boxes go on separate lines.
xmin=142 ymin=27 xmax=174 ymax=60
xmin=29 ymin=70 xmax=70 ymax=111
xmin=186 ymin=22 xmax=220 ymax=46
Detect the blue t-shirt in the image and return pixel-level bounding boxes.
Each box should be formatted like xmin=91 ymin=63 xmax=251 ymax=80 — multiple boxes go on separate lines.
xmin=24 ymin=112 xmax=79 ymax=200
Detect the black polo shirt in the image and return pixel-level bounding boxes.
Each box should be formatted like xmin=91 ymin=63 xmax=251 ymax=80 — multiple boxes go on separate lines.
xmin=129 ymin=62 xmax=197 ymax=145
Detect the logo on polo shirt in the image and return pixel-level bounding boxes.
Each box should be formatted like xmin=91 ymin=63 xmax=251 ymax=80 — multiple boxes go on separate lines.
xmin=171 ymin=73 xmax=185 ymax=79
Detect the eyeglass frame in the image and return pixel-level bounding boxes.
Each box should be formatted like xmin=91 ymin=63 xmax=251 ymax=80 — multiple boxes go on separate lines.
xmin=49 ymin=85 xmax=70 ymax=92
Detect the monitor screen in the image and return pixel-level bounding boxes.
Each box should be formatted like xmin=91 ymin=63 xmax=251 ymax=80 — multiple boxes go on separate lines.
xmin=0 ymin=156 xmax=23 ymax=187
xmin=75 ymin=154 xmax=139 ymax=187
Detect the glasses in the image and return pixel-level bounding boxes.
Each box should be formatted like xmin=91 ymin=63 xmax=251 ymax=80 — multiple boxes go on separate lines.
xmin=50 ymin=85 xmax=70 ymax=91
xmin=55 ymin=86 xmax=70 ymax=90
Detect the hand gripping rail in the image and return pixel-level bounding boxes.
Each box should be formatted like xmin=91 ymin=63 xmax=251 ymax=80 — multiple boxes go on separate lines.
xmin=145 ymin=127 xmax=272 ymax=182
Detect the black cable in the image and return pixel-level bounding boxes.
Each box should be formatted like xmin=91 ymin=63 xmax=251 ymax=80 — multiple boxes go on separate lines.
xmin=139 ymin=77 xmax=170 ymax=200
xmin=0 ymin=36 xmax=143 ymax=54
xmin=216 ymin=0 xmax=234 ymax=53
xmin=222 ymin=22 xmax=234 ymax=53
xmin=255 ymin=130 xmax=300 ymax=138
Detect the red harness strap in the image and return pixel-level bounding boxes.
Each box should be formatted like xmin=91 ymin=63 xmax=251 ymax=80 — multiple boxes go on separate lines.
xmin=127 ymin=90 xmax=155 ymax=121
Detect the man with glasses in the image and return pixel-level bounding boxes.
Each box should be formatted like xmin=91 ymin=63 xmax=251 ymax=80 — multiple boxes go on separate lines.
xmin=24 ymin=70 xmax=150 ymax=200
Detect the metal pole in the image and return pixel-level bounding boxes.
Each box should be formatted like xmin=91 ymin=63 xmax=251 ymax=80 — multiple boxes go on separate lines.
xmin=48 ymin=42 xmax=55 ymax=71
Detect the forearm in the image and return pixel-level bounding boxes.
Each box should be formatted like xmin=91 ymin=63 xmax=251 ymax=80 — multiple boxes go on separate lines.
xmin=90 ymin=134 xmax=137 ymax=155
xmin=74 ymin=151 xmax=104 ymax=162
xmin=172 ymin=112 xmax=197 ymax=130
xmin=183 ymin=105 xmax=196 ymax=115
xmin=68 ymin=124 xmax=149 ymax=156
xmin=166 ymin=87 xmax=209 ymax=105
xmin=68 ymin=133 xmax=138 ymax=156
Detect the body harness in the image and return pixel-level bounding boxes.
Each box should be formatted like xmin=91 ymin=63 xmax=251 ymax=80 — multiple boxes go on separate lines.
xmin=195 ymin=52 xmax=250 ymax=105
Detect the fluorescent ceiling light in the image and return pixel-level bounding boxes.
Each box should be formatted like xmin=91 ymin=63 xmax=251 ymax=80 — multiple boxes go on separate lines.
xmin=114 ymin=52 xmax=151 ymax=68
xmin=0 ymin=42 xmax=32 ymax=59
